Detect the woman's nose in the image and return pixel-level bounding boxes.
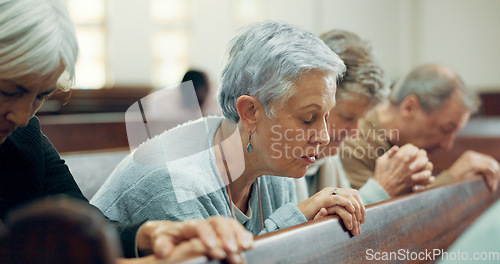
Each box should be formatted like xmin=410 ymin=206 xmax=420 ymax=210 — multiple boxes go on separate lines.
xmin=310 ymin=119 xmax=330 ymax=145
xmin=6 ymin=99 xmax=33 ymax=127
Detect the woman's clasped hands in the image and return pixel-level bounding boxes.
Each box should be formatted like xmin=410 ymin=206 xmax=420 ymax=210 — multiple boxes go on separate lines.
xmin=298 ymin=187 xmax=366 ymax=236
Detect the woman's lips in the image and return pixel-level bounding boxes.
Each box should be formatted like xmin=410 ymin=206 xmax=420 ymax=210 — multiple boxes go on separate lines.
xmin=301 ymin=155 xmax=316 ymax=164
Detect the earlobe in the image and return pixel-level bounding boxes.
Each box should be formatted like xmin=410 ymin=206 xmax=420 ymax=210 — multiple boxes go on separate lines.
xmin=236 ymin=95 xmax=259 ymax=134
xmin=400 ymin=95 xmax=421 ymax=119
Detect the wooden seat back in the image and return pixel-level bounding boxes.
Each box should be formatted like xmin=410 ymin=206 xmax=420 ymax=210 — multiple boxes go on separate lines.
xmin=61 ymin=149 xmax=129 ymax=200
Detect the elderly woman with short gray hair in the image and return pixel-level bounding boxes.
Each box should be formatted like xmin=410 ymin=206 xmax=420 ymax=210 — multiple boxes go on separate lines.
xmin=92 ymin=20 xmax=366 ymax=237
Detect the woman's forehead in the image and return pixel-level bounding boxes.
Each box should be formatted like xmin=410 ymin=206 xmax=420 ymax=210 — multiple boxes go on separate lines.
xmin=8 ymin=73 xmax=61 ymax=92
xmin=286 ymin=72 xmax=337 ymax=109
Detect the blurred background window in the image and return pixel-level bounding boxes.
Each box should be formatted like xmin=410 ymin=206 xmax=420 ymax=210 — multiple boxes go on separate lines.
xmin=151 ymin=0 xmax=190 ymax=88
xmin=233 ymin=0 xmax=263 ymax=25
xmin=67 ymin=0 xmax=107 ymax=89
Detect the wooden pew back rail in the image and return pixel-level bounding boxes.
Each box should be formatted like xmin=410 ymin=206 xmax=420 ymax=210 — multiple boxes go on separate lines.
xmin=61 ymin=149 xmax=129 ymax=200
xmin=190 ymin=178 xmax=500 ymax=263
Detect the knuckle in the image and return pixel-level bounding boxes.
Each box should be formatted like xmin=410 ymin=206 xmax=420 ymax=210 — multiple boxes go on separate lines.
xmin=185 ymin=219 xmax=198 ymax=226
xmin=402 ymin=143 xmax=415 ymax=149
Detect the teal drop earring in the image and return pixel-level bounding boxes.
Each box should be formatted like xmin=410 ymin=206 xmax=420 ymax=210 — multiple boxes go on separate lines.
xmin=247 ymin=134 xmax=253 ymax=152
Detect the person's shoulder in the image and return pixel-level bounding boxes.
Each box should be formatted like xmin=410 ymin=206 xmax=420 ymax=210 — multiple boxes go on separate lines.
xmin=10 ymin=117 xmax=40 ymax=137
xmin=90 ymin=152 xmax=173 ymax=212
xmin=5 ymin=117 xmax=43 ymax=151
xmin=94 ymin=116 xmax=226 ymax=201
xmin=29 ymin=116 xmax=41 ymax=127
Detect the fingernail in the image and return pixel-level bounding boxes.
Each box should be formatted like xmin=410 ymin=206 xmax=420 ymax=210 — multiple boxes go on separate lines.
xmin=240 ymin=236 xmax=253 ymax=249
xmin=228 ymin=240 xmax=238 ymax=253
xmin=429 ymin=176 xmax=436 ymax=182
xmin=409 ymin=163 xmax=416 ymax=171
xmin=228 ymin=253 xmax=243 ymax=264
xmin=206 ymin=236 xmax=217 ymax=248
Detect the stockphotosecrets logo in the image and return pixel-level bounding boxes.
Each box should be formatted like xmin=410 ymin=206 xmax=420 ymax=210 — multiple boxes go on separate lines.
xmin=124 ymin=81 xmax=244 ymax=203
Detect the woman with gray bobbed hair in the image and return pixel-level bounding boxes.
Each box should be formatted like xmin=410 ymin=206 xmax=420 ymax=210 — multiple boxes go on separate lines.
xmin=93 ymin=21 xmax=366 ymax=238
xmin=0 ymin=0 xmax=78 ymax=87
xmin=0 ymin=0 xmax=253 ymax=263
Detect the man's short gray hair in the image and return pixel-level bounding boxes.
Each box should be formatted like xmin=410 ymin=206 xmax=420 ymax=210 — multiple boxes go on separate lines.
xmin=390 ymin=64 xmax=480 ymax=113
xmin=218 ymin=20 xmax=346 ymax=123
xmin=319 ymin=29 xmax=388 ymax=105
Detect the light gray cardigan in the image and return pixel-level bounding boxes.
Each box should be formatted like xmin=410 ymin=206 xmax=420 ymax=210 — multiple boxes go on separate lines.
xmin=91 ymin=117 xmax=307 ymax=235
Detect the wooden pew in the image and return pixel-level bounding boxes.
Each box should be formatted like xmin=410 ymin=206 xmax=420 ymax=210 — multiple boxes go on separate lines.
xmin=38 ymin=87 xmax=152 ymax=115
xmin=37 ymin=86 xmax=152 ymax=153
xmin=479 ymin=92 xmax=500 ymax=116
xmin=61 ymin=149 xmax=129 ymax=200
xmin=186 ymin=178 xmax=499 ymax=263
xmin=39 ymin=113 xmax=129 ymax=153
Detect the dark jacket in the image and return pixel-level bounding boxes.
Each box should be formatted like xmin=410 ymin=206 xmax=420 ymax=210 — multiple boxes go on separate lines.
xmin=0 ymin=117 xmax=142 ymax=258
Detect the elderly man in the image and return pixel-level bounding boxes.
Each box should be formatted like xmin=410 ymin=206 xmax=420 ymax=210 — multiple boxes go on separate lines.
xmin=340 ymin=64 xmax=500 ymax=198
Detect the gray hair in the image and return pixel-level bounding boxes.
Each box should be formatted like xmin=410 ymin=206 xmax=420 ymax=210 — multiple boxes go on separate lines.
xmin=390 ymin=64 xmax=480 ymax=113
xmin=319 ymin=29 xmax=388 ymax=105
xmin=0 ymin=0 xmax=79 ymax=90
xmin=218 ymin=20 xmax=346 ymax=123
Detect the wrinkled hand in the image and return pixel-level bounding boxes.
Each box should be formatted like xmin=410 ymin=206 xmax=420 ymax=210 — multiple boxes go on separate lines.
xmin=136 ymin=216 xmax=253 ymax=263
xmin=448 ymin=150 xmax=500 ymax=192
xmin=118 ymin=238 xmax=246 ymax=264
xmin=373 ymin=144 xmax=434 ymax=197
xmin=298 ymin=187 xmax=365 ymax=236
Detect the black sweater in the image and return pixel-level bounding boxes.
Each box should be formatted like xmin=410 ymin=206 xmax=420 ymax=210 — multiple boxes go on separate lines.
xmin=0 ymin=117 xmax=142 ymax=258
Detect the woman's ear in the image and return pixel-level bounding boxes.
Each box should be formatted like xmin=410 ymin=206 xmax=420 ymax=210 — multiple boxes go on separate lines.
xmin=400 ymin=94 xmax=422 ymax=119
xmin=236 ymin=95 xmax=260 ymax=134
